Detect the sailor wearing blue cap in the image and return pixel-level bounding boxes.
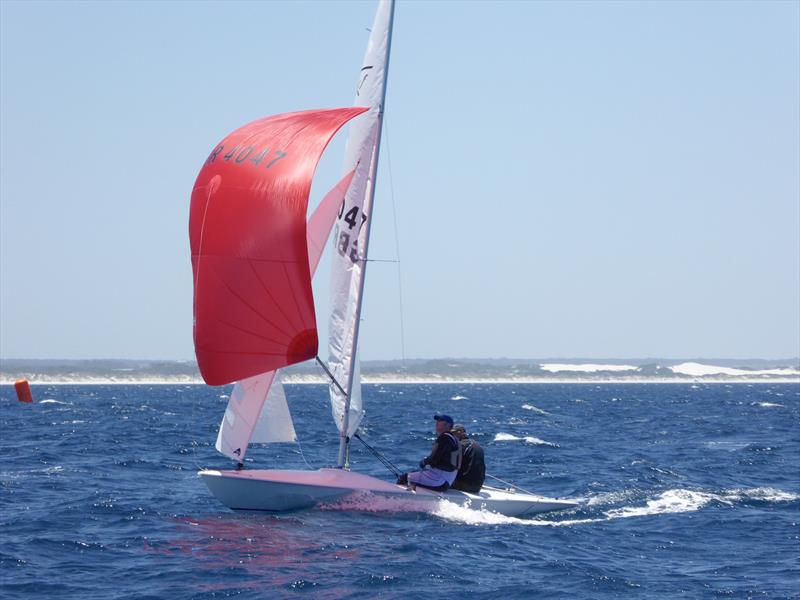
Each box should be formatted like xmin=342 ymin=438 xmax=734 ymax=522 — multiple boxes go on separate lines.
xmin=397 ymin=414 xmax=462 ymax=491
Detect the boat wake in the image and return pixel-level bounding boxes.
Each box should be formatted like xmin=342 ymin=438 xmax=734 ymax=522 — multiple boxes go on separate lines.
xmin=431 ymin=500 xmax=596 ymax=527
xmin=431 ymin=486 xmax=798 ymax=527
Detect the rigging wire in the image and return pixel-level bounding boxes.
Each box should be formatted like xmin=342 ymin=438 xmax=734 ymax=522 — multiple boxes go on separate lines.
xmin=315 ymin=356 xmax=348 ymax=397
xmin=484 ymin=473 xmax=538 ymax=496
xmin=382 ymin=118 xmax=407 ymax=365
xmin=353 ymin=433 xmax=403 ymax=477
xmin=315 ymin=355 xmax=354 ymax=469
xmin=295 ymin=433 xmax=315 ymax=470
xmin=314 ymin=355 xmax=401 ymax=475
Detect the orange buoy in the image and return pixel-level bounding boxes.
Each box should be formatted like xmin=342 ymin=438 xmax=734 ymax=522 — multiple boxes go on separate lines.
xmin=15 ymin=379 xmax=33 ymax=403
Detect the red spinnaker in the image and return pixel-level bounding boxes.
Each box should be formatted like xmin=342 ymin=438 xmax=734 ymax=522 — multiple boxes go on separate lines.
xmin=190 ymin=107 xmax=368 ymax=386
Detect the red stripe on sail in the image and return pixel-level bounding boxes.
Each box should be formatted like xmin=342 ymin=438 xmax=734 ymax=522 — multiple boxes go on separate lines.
xmin=190 ymin=107 xmax=368 ymax=386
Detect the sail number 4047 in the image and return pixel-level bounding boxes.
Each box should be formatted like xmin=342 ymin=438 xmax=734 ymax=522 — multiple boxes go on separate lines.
xmin=205 ymin=144 xmax=288 ymax=170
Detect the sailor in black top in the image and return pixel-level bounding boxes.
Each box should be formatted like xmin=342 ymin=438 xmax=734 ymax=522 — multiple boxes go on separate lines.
xmin=450 ymin=424 xmax=486 ymax=493
xmin=397 ymin=414 xmax=461 ymax=492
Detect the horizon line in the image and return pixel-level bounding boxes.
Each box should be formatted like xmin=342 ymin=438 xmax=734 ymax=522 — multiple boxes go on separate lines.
xmin=1 ymin=356 xmax=798 ymax=363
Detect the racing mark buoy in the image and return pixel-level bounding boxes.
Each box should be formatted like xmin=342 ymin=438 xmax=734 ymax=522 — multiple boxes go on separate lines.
xmin=14 ymin=379 xmax=33 ymax=403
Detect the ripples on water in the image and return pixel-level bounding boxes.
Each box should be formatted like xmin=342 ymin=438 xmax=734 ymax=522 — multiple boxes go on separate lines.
xmin=1 ymin=383 xmax=798 ymax=598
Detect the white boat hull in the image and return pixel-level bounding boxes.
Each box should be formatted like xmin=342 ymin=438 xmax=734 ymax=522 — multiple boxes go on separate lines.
xmin=199 ymin=468 xmax=577 ymax=518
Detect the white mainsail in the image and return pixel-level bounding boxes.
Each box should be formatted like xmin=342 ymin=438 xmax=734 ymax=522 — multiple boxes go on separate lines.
xmin=328 ymin=0 xmax=394 ymax=466
xmin=215 ymin=170 xmax=357 ymax=463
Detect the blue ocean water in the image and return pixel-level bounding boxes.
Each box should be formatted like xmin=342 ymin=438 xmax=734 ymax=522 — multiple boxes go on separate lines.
xmin=1 ymin=383 xmax=798 ymax=599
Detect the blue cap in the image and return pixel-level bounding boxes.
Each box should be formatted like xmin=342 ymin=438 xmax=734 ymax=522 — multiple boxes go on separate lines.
xmin=434 ymin=414 xmax=454 ymax=425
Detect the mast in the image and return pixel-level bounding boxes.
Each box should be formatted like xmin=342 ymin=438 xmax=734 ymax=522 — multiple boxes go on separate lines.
xmin=335 ymin=0 xmax=395 ymax=468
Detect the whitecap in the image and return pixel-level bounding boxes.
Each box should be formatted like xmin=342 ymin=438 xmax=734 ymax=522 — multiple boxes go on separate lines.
xmin=37 ymin=465 xmax=64 ymax=475
xmin=493 ymin=433 xmax=559 ymax=447
xmin=705 ymin=440 xmax=750 ymax=451
xmin=721 ymin=487 xmax=799 ymax=503
xmin=450 ymin=395 xmax=468 ymax=400
xmin=39 ymin=399 xmax=68 ymax=405
xmin=521 ymin=404 xmax=550 ymax=415
xmin=754 ymin=402 xmax=784 ymax=408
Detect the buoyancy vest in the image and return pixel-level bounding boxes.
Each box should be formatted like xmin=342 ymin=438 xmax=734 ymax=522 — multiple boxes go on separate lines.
xmin=455 ymin=438 xmax=485 ymax=491
xmin=428 ymin=432 xmax=462 ymax=472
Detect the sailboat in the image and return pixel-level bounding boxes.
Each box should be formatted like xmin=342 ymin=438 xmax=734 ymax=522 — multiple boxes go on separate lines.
xmin=190 ymin=0 xmax=577 ymax=518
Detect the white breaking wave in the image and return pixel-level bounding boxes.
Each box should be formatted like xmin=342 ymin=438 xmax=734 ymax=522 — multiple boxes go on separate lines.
xmin=540 ymin=363 xmax=638 ymax=373
xmin=669 ymin=362 xmax=800 ymax=377
xmin=755 ymin=402 xmax=785 ymax=408
xmin=450 ymin=395 xmax=468 ymax=400
xmin=493 ymin=432 xmax=559 ymax=447
xmin=521 ymin=404 xmax=551 ymax=415
xmin=705 ymin=440 xmax=751 ymax=451
xmin=722 ymin=487 xmax=799 ymax=503
xmin=38 ymin=399 xmax=68 ymax=405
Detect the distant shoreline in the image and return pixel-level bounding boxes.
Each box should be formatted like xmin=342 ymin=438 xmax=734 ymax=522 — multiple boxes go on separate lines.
xmin=2 ymin=357 xmax=797 ymax=386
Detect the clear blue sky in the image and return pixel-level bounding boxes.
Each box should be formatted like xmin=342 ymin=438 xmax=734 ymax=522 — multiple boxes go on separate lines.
xmin=1 ymin=0 xmax=798 ymax=361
